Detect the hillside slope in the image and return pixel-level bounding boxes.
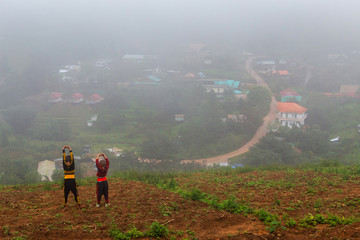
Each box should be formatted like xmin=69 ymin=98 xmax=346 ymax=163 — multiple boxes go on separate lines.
xmin=1 ymin=169 xmax=360 ymax=239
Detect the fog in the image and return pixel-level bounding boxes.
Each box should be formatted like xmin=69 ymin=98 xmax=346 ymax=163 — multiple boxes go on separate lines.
xmin=1 ymin=0 xmax=360 ymax=185
xmin=1 ymin=0 xmax=360 ymax=58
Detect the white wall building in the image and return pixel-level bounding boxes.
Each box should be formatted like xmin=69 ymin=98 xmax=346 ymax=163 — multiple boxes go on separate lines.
xmin=37 ymin=160 xmax=56 ymax=181
xmin=276 ymin=102 xmax=308 ymax=128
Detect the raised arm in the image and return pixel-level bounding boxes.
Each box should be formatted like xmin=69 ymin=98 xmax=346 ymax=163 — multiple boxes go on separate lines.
xmin=95 ymin=153 xmax=101 ymax=167
xmin=63 ymin=145 xmax=74 ymax=163
xmin=103 ymin=154 xmax=110 ymax=169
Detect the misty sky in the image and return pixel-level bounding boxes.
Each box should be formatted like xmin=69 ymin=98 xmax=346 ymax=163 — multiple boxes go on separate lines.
xmin=1 ymin=0 xmax=360 ymax=57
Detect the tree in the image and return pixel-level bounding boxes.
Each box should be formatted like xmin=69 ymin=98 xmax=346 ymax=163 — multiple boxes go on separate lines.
xmin=0 ymin=157 xmax=41 ymax=185
xmin=291 ymin=127 xmax=330 ymax=156
xmin=246 ymin=86 xmax=271 ymax=115
xmin=108 ymin=150 xmax=142 ymax=173
xmin=30 ymin=119 xmax=71 ymax=141
xmin=139 ymin=133 xmax=178 ymax=161
xmin=0 ymin=120 xmax=12 ymax=147
xmin=2 ymin=107 xmax=37 ymax=134
xmin=244 ymin=135 xmax=300 ymax=166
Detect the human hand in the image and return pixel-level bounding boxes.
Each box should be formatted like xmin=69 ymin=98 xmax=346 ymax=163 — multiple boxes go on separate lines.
xmin=63 ymin=145 xmax=71 ymax=150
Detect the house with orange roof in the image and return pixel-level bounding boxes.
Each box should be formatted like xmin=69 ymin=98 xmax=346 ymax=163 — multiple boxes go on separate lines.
xmin=276 ymin=102 xmax=308 ymax=128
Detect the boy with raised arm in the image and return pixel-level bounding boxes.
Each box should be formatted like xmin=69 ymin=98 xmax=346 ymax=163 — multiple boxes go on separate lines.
xmin=62 ymin=145 xmax=80 ymax=209
xmin=95 ymin=153 xmax=110 ymax=207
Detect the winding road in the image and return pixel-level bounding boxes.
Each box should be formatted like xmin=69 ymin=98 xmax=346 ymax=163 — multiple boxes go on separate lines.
xmin=182 ymin=57 xmax=278 ymax=165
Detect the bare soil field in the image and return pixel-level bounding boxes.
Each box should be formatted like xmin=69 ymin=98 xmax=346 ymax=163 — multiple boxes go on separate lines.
xmin=1 ymin=169 xmax=360 ymax=239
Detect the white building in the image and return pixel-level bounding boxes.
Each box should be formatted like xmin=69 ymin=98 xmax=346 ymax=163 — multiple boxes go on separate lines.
xmin=91 ymin=114 xmax=98 ymax=121
xmin=276 ymin=102 xmax=308 ymax=128
xmin=37 ymin=160 xmax=56 ymax=181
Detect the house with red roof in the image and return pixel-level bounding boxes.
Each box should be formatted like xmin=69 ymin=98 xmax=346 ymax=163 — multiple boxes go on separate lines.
xmin=272 ymin=70 xmax=289 ymax=76
xmin=280 ymin=89 xmax=302 ymax=102
xmin=69 ymin=92 xmax=84 ymax=104
xmin=322 ymin=85 xmax=360 ymax=99
xmin=339 ymin=85 xmax=359 ymax=98
xmin=48 ymin=92 xmax=63 ymax=103
xmin=86 ymin=93 xmax=104 ymax=104
xmin=276 ymin=102 xmax=307 ymax=128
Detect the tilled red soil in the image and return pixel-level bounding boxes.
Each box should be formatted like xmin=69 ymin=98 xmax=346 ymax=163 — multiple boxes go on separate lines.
xmin=0 ymin=179 xmax=270 ymax=240
xmin=175 ymin=170 xmax=360 ymax=240
xmin=1 ymin=170 xmax=360 ymax=239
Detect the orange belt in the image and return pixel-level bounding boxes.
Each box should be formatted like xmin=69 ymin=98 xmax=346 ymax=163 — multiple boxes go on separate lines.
xmin=64 ymin=174 xmax=75 ymax=179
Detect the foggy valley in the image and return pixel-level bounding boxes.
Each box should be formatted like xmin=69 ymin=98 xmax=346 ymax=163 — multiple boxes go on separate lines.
xmin=1 ymin=0 xmax=360 ymax=239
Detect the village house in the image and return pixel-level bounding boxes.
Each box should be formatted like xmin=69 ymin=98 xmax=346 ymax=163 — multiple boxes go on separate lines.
xmin=197 ymin=79 xmax=240 ymax=94
xmin=58 ymin=64 xmax=81 ymax=81
xmin=87 ymin=114 xmax=98 ymax=127
xmin=256 ymin=59 xmax=276 ymax=71
xmin=86 ymin=93 xmax=104 ymax=104
xmin=226 ymin=114 xmax=247 ymax=123
xmin=48 ymin=92 xmax=63 ymax=103
xmin=322 ymin=85 xmax=360 ymax=99
xmin=37 ymin=160 xmax=56 ymax=181
xmin=175 ymin=114 xmax=185 ymax=122
xmin=122 ymin=54 xmax=157 ymax=64
xmin=87 ymin=120 xmax=94 ymax=127
xmin=339 ymin=85 xmax=360 ymax=98
xmin=68 ymin=92 xmax=84 ymax=104
xmin=276 ymin=102 xmax=308 ymax=128
xmin=122 ymin=55 xmax=145 ymax=63
xmin=272 ymin=70 xmax=289 ymax=79
xmin=280 ymin=89 xmax=302 ymax=102
xmin=91 ymin=114 xmax=98 ymax=121
xmin=95 ymin=59 xmax=113 ymax=68
xmin=204 ymin=85 xmax=225 ymax=94
xmin=185 ymin=73 xmax=195 ymax=78
xmin=134 ymin=75 xmax=162 ymax=85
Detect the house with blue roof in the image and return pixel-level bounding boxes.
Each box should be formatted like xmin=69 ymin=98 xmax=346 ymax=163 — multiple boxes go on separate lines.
xmin=213 ymin=79 xmax=240 ymax=89
xmin=134 ymin=75 xmax=162 ymax=85
xmin=197 ymin=79 xmax=242 ymax=98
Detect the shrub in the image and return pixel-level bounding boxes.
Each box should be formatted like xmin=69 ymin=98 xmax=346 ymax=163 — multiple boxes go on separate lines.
xmin=184 ymin=188 xmax=205 ymax=201
xmin=255 ymin=209 xmax=278 ymax=224
xmin=109 ymin=226 xmax=144 ymax=240
xmin=146 ymin=221 xmax=169 ymax=238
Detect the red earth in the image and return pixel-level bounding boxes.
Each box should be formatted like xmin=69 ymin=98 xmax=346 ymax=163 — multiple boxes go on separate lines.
xmin=1 ymin=170 xmax=360 ymax=239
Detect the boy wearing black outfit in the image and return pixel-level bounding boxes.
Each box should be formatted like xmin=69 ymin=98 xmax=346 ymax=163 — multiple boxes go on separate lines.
xmin=62 ymin=145 xmax=80 ymax=209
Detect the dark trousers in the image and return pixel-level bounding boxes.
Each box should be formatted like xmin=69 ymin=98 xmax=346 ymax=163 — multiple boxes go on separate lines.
xmin=96 ymin=180 xmax=109 ymax=204
xmin=64 ymin=179 xmax=79 ymax=205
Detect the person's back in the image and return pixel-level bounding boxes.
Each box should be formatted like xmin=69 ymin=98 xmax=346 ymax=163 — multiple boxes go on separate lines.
xmin=62 ymin=145 xmax=80 ymax=209
xmin=95 ymin=153 xmax=110 ymax=207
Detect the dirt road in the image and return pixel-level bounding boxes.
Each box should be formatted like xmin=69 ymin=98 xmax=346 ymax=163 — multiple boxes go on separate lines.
xmin=183 ymin=57 xmax=278 ymax=165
